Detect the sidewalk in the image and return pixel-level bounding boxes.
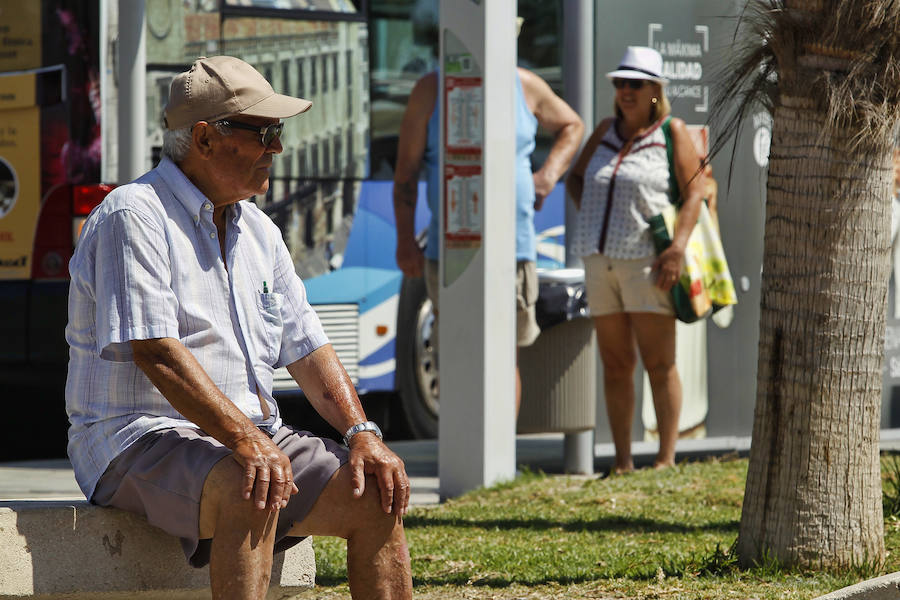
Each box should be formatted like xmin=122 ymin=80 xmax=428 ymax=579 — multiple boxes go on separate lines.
xmin=5 ymin=429 xmax=900 ymax=505
xmin=0 ymin=433 xmax=574 ymax=506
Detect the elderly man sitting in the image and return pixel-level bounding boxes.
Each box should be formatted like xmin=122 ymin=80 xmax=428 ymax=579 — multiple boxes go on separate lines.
xmin=65 ymin=55 xmax=412 ymax=600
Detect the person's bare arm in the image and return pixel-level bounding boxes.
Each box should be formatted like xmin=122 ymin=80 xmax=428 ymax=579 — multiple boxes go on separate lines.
xmin=130 ymin=337 xmax=297 ymax=512
xmin=286 ymin=345 xmax=410 ymax=516
xmin=653 ymin=117 xmax=704 ymax=290
xmin=393 ymin=73 xmax=437 ymax=278
xmin=565 ymin=117 xmax=613 ymax=210
xmin=519 ymin=68 xmax=585 ymax=210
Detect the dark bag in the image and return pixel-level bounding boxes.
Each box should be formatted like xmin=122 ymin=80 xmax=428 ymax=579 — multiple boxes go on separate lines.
xmin=535 ymin=280 xmax=589 ymax=331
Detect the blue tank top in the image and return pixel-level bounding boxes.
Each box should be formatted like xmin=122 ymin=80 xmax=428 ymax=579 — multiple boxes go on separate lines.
xmin=424 ymin=71 xmax=538 ymax=262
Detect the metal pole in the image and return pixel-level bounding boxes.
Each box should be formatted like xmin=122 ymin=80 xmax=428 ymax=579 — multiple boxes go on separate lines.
xmin=562 ymin=0 xmax=595 ymax=475
xmin=117 ymin=0 xmax=146 ymax=182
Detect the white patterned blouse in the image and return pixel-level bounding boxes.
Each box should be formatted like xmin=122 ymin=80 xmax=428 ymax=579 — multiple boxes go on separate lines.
xmin=570 ymin=117 xmax=673 ymax=260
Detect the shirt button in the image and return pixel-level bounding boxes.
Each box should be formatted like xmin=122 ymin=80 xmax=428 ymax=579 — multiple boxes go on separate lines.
xmin=203 ymin=202 xmax=212 ymax=210
xmin=209 ymin=232 xmax=216 ymax=239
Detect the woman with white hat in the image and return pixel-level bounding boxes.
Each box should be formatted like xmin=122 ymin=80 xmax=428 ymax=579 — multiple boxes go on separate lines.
xmin=566 ymin=46 xmax=705 ymax=474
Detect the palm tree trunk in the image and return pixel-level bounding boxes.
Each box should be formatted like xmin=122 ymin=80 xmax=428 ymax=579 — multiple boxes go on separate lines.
xmin=737 ymin=94 xmax=890 ymax=568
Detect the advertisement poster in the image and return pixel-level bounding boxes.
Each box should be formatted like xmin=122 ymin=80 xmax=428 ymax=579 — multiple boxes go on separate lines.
xmin=444 ymin=164 xmax=482 ymax=242
xmin=0 ymin=73 xmax=39 ymax=280
xmin=443 ymin=73 xmax=483 ymax=249
xmin=445 ymin=76 xmax=482 ymax=152
xmin=0 ymin=1 xmax=41 ymax=72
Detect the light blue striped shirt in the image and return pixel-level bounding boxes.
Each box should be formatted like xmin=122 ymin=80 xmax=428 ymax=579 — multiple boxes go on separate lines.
xmin=65 ymin=157 xmax=328 ymax=500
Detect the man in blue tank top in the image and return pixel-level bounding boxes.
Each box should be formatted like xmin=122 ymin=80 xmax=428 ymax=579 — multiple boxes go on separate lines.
xmin=393 ymin=66 xmax=583 ymax=416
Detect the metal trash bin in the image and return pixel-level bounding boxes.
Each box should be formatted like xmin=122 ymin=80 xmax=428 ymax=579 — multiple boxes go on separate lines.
xmin=517 ymin=268 xmax=596 ymax=435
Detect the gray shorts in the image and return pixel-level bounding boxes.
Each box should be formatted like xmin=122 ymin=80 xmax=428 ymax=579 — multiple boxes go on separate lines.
xmin=425 ymin=259 xmax=540 ymax=347
xmin=91 ymin=425 xmax=348 ymax=568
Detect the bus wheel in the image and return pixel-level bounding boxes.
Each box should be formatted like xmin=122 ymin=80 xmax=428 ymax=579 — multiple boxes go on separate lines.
xmin=395 ymin=275 xmax=439 ymax=439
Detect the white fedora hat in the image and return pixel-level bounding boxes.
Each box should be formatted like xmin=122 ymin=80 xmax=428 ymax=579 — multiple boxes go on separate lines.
xmin=606 ymin=46 xmax=668 ymax=85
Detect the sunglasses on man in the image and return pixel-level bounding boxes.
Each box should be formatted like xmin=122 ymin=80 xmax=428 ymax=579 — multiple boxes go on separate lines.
xmin=612 ymin=78 xmax=647 ymax=90
xmin=215 ymin=119 xmax=284 ymax=147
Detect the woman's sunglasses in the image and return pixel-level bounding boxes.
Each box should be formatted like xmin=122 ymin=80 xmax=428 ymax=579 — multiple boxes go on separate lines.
xmin=215 ymin=119 xmax=285 ymax=147
xmin=612 ymin=78 xmax=646 ymax=90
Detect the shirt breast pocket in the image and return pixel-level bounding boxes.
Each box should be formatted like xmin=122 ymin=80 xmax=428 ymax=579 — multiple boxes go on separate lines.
xmin=256 ymin=292 xmax=284 ymax=364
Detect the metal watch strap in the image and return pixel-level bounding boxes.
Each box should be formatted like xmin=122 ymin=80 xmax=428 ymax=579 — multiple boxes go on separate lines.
xmin=342 ymin=421 xmax=383 ymax=446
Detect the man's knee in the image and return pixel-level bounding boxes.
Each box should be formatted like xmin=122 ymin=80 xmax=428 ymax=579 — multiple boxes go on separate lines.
xmin=342 ymin=474 xmax=401 ymax=538
xmin=288 ymin=466 xmax=401 ymax=540
xmin=199 ymin=456 xmax=258 ymax=538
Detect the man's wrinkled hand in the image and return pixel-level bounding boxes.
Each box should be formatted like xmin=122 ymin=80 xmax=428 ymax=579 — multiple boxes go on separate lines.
xmin=348 ymin=433 xmax=410 ymax=516
xmin=231 ymin=432 xmax=298 ymax=511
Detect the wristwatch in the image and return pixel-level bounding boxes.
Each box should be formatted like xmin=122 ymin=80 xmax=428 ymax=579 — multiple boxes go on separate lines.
xmin=342 ymin=421 xmax=383 ymax=446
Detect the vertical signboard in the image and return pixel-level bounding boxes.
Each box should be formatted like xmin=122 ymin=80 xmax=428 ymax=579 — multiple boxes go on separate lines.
xmin=0 ymin=75 xmax=39 ymax=280
xmin=438 ymin=0 xmax=517 ymax=499
xmin=442 ymin=42 xmax=483 ymax=285
xmin=0 ymin=2 xmax=41 ymax=280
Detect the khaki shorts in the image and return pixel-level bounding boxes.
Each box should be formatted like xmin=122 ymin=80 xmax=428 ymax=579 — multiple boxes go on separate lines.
xmin=91 ymin=425 xmax=347 ymax=568
xmin=582 ymin=253 xmax=674 ymax=317
xmin=425 ymin=259 xmax=540 ymax=347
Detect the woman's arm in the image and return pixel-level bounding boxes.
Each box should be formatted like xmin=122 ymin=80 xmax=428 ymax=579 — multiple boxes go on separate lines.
xmin=653 ymin=117 xmax=704 ymax=290
xmin=565 ymin=117 xmax=613 ymax=210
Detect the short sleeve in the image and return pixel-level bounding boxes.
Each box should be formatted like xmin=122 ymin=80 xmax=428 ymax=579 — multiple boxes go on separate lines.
xmin=94 ymin=209 xmax=181 ymax=361
xmin=270 ymin=232 xmax=329 ymax=368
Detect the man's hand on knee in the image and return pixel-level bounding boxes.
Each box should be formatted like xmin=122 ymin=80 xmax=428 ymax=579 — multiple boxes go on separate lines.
xmin=231 ymin=431 xmax=298 ymax=511
xmin=348 ymin=435 xmax=410 ymax=516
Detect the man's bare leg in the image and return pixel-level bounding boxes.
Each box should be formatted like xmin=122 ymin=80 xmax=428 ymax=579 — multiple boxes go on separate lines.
xmin=289 ymin=463 xmax=412 ymax=600
xmin=200 ymin=456 xmax=279 ymax=599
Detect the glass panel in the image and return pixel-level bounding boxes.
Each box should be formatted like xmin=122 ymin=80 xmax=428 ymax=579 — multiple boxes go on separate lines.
xmin=223 ymin=0 xmax=359 ymax=14
xmin=368 ymin=0 xmax=438 ymax=180
xmin=517 ymin=0 xmax=563 ymax=170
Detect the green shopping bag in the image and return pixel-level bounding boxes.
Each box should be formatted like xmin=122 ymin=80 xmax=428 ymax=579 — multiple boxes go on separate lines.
xmin=650 ymin=118 xmax=738 ymax=324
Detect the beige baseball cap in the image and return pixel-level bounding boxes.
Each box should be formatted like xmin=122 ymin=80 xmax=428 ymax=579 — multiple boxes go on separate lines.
xmin=164 ymin=55 xmax=312 ymax=130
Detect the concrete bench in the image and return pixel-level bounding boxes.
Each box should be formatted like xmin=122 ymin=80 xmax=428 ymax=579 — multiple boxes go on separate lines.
xmin=0 ymin=501 xmax=315 ymax=599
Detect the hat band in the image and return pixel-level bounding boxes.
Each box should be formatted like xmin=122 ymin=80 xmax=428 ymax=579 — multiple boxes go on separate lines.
xmin=617 ymin=65 xmax=661 ymax=78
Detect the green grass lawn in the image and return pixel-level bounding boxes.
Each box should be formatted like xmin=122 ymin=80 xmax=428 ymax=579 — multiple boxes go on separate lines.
xmin=308 ymin=455 xmax=900 ymax=599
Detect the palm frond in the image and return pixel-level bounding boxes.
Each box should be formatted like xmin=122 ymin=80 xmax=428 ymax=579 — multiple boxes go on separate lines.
xmin=709 ymin=0 xmax=900 ymax=165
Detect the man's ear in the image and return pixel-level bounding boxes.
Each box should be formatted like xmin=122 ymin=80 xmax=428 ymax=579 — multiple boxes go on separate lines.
xmin=191 ymin=122 xmax=214 ymax=159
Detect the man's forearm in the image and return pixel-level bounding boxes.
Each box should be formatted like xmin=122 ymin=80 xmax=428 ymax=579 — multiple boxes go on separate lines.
xmin=131 ymin=337 xmax=259 ymax=448
xmin=536 ymin=122 xmax=583 ymax=184
xmin=392 ymin=178 xmax=418 ymax=242
xmin=286 ymin=344 xmax=368 ymax=435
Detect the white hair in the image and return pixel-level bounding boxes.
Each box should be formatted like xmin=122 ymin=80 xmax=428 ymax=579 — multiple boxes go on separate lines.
xmin=161 ymin=122 xmax=232 ymax=162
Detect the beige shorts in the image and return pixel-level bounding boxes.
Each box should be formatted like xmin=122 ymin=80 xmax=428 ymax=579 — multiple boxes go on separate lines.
xmin=91 ymin=425 xmax=347 ymax=568
xmin=425 ymin=259 xmax=540 ymax=347
xmin=582 ymin=253 xmax=674 ymax=317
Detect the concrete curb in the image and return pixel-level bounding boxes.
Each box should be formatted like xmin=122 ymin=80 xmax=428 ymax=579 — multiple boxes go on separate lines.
xmin=0 ymin=500 xmax=314 ymax=599
xmin=812 ymin=572 xmax=900 ymax=600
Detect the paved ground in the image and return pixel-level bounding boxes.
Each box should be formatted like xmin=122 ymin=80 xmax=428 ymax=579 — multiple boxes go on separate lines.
xmin=4 ymin=430 xmax=899 ymax=505
xmin=0 ymin=434 xmax=578 ymax=505
xmin=0 ymin=432 xmax=758 ymax=505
